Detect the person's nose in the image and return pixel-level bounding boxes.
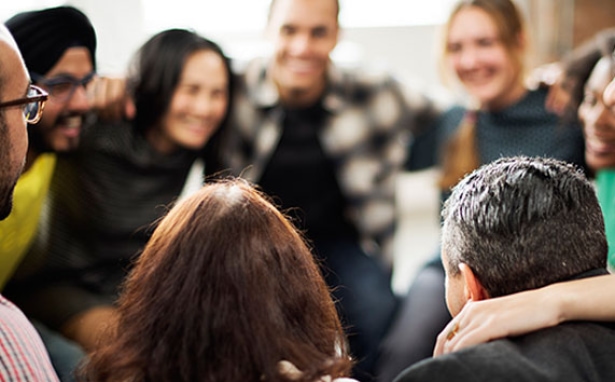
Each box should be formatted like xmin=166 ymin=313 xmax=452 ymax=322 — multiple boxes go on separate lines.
xmin=458 ymin=47 xmax=478 ymax=70
xmin=595 ymin=103 xmax=615 ymax=132
xmin=288 ymin=33 xmax=312 ymax=56
xmin=193 ymin=92 xmax=221 ymax=119
xmin=603 ymin=77 xmax=615 ymax=109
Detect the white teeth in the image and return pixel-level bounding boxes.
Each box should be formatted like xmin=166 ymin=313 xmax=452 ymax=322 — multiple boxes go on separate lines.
xmin=64 ymin=116 xmax=81 ymax=129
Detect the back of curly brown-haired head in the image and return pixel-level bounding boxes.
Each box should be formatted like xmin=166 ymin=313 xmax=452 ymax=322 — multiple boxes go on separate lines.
xmin=82 ymin=178 xmax=352 ymax=382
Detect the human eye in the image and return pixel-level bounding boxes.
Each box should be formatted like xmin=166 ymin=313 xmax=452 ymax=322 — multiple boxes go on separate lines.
xmin=280 ymin=25 xmax=296 ymax=36
xmin=178 ymin=83 xmax=200 ymax=96
xmin=211 ymin=87 xmax=225 ymax=97
xmin=446 ymin=43 xmax=462 ymax=54
xmin=477 ymin=37 xmax=496 ymax=48
xmin=312 ymin=27 xmax=328 ymax=38
xmin=47 ymin=81 xmax=74 ymax=96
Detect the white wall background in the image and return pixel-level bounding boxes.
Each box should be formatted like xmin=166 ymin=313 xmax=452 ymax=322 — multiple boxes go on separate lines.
xmin=0 ymin=0 xmax=456 ymax=92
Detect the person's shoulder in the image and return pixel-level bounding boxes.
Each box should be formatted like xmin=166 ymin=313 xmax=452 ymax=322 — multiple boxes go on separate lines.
xmin=84 ymin=116 xmax=132 ymax=137
xmin=517 ymin=320 xmax=615 ymax=346
xmin=442 ymin=105 xmax=466 ymax=119
xmin=394 ymin=338 xmax=535 ymax=382
xmin=330 ymin=63 xmax=430 ymax=116
xmin=393 ymin=347 xmax=481 ymax=382
xmin=232 ymin=57 xmax=268 ymax=87
xmin=398 ymin=324 xmax=615 ymax=382
xmin=433 ymin=105 xmax=466 ymax=134
xmin=80 ymin=118 xmax=136 ymax=155
xmin=334 ymin=63 xmax=396 ymax=85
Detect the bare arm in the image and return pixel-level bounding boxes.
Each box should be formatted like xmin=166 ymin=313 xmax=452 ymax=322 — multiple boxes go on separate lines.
xmin=86 ymin=75 xmax=135 ymax=121
xmin=433 ymin=273 xmax=615 ymax=356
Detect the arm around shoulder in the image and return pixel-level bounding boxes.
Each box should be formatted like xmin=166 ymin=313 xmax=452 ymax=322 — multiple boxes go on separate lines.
xmin=433 ymin=273 xmax=615 ymax=356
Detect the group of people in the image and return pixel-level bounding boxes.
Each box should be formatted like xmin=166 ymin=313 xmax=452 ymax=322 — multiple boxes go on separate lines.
xmin=0 ymin=0 xmax=614 ymax=381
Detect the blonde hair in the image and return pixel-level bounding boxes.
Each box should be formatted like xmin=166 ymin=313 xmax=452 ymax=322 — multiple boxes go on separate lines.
xmin=439 ymin=0 xmax=527 ymax=89
xmin=438 ymin=0 xmax=528 ymax=190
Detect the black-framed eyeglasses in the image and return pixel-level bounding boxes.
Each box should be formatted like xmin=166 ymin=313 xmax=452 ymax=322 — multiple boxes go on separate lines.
xmin=32 ymin=71 xmax=96 ymax=102
xmin=0 ymin=85 xmax=49 ymax=124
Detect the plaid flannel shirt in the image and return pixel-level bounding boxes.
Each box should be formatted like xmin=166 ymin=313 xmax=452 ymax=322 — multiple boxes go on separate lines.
xmin=0 ymin=295 xmax=58 ymax=381
xmin=224 ymin=58 xmax=436 ymax=263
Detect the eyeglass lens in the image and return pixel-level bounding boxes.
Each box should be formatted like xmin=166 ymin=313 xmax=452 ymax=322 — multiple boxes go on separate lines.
xmin=24 ymin=86 xmax=44 ymax=123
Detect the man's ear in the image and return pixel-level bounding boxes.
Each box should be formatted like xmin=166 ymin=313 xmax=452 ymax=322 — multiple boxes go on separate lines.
xmin=459 ymin=263 xmax=489 ymax=301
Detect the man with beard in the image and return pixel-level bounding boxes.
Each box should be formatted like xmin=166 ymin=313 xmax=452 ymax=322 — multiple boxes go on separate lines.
xmin=224 ymin=0 xmax=437 ymax=379
xmin=0 ymin=6 xmax=96 ymax=289
xmin=0 ymin=6 xmax=99 ymax=381
xmin=0 ymin=23 xmax=59 ymax=381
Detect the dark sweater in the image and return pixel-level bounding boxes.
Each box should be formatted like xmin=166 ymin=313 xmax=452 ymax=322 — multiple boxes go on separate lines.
xmin=7 ymin=120 xmax=200 ymax=328
xmin=408 ymin=87 xmax=585 ymax=173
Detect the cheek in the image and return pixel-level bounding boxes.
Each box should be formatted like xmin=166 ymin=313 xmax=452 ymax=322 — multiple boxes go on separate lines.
xmin=494 ymin=52 xmax=518 ymax=81
xmin=449 ymin=54 xmax=460 ymax=67
xmin=578 ymin=105 xmax=589 ymax=126
xmin=213 ymin=98 xmax=229 ymax=120
xmin=447 ymin=54 xmax=467 ymax=79
xmin=7 ymin=116 xmax=28 ymax=166
xmin=318 ymin=39 xmax=337 ymax=58
xmin=38 ymin=102 xmax=62 ymax=127
xmin=274 ymin=37 xmax=290 ymax=56
xmin=167 ymin=95 xmax=191 ymax=118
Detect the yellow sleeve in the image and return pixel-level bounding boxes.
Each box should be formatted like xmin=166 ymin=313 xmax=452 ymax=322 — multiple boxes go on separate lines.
xmin=0 ymin=154 xmax=56 ymax=290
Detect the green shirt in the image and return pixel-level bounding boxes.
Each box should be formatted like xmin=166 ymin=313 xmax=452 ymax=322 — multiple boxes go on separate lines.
xmin=596 ymin=169 xmax=615 ymax=270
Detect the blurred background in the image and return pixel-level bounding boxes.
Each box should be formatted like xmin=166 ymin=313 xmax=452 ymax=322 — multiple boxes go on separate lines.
xmin=1 ymin=0 xmax=614 ymax=293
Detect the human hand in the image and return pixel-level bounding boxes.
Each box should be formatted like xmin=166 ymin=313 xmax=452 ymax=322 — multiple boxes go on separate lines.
xmin=87 ymin=75 xmax=136 ymax=121
xmin=528 ymin=62 xmax=570 ymax=116
xmin=433 ymin=288 xmax=560 ymax=356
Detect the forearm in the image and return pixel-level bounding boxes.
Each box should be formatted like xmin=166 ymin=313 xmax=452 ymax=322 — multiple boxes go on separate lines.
xmin=434 ymin=273 xmax=615 ymax=356
xmin=547 ymin=273 xmax=615 ymax=322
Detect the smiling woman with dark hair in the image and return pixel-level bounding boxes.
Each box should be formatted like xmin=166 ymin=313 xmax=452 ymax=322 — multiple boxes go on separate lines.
xmin=82 ymin=179 xmax=355 ymax=382
xmin=5 ymin=28 xmax=234 ymax=355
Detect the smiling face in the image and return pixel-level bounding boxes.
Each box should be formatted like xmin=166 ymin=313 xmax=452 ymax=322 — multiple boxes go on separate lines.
xmin=150 ymin=50 xmax=229 ymax=154
xmin=34 ymin=47 xmax=93 ymax=153
xmin=268 ymin=0 xmax=339 ymax=106
xmin=579 ymin=57 xmax=615 ymax=170
xmin=445 ymin=6 xmax=525 ymax=110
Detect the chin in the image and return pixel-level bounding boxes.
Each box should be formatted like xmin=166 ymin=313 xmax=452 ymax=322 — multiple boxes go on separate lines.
xmin=469 ymin=90 xmax=497 ymax=105
xmin=283 ymin=71 xmax=322 ymax=88
xmin=180 ymin=140 xmax=207 ymax=151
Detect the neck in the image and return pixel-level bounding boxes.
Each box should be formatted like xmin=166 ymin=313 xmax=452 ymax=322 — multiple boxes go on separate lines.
xmin=277 ymin=82 xmax=326 ymax=108
xmin=483 ymin=81 xmax=527 ymax=111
